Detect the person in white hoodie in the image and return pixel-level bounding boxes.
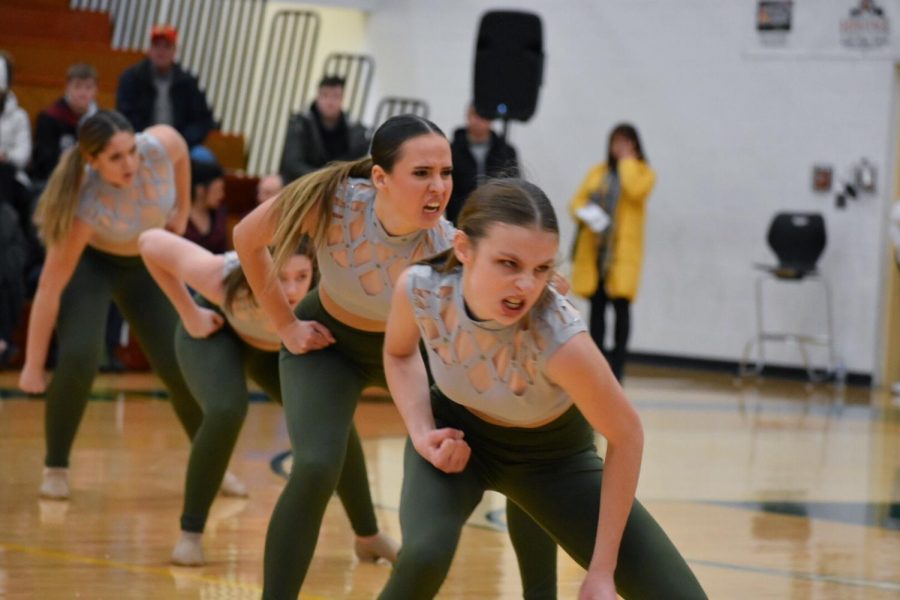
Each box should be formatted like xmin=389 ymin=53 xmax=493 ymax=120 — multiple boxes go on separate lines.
xmin=0 ymin=50 xmax=31 ymax=363
xmin=0 ymin=51 xmax=32 ymax=231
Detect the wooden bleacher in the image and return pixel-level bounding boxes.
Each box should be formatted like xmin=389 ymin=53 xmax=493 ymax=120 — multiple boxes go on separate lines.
xmin=2 ymin=2 xmax=254 ymax=370
xmin=2 ymin=2 xmax=248 ymax=173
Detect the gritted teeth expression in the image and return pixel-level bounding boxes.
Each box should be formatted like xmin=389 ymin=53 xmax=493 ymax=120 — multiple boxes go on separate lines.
xmin=379 ymin=133 xmax=453 ymax=228
xmin=459 ymin=224 xmax=559 ymax=325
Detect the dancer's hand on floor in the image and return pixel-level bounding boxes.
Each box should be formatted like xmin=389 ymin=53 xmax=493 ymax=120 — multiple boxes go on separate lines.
xmin=19 ymin=364 xmax=47 ymax=394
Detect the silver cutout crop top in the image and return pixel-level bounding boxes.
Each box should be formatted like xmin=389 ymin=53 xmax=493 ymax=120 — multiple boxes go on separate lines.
xmin=406 ymin=264 xmax=587 ymax=425
xmin=220 ymin=251 xmax=281 ymax=349
xmin=77 ymin=133 xmax=175 ymax=248
xmin=317 ymin=178 xmax=455 ymax=321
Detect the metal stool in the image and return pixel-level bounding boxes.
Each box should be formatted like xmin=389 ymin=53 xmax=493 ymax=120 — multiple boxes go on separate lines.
xmin=739 ymin=212 xmax=840 ymax=383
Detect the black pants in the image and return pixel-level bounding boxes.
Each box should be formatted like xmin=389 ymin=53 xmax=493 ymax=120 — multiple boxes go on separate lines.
xmin=45 ymin=247 xmax=203 ymax=467
xmin=379 ymin=389 xmax=706 ymax=599
xmin=589 ymin=280 xmax=630 ymax=381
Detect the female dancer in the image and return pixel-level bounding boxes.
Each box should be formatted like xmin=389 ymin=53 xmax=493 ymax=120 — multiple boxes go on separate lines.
xmin=234 ymin=115 xmax=556 ymax=597
xmin=139 ymin=229 xmax=398 ymax=566
xmin=19 ymin=110 xmax=203 ymax=500
xmin=378 ymin=179 xmax=706 ymax=599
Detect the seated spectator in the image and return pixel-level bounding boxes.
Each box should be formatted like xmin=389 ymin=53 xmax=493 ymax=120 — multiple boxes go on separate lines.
xmin=184 ymin=160 xmax=228 ymax=253
xmin=0 ymin=200 xmax=26 ymax=366
xmin=445 ymin=103 xmax=519 ymax=225
xmin=0 ymin=51 xmax=32 ymax=235
xmin=116 ymin=24 xmax=215 ymax=149
xmin=278 ymin=75 xmax=368 ymax=183
xmin=256 ymin=173 xmax=283 ymax=204
xmin=31 ymin=64 xmax=99 ymax=187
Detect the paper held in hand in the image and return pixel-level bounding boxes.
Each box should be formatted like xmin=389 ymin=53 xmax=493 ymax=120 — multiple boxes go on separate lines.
xmin=576 ymin=203 xmax=610 ymax=233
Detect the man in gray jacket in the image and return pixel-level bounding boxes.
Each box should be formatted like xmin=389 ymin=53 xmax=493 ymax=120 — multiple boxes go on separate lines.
xmin=279 ymin=76 xmax=369 ymax=183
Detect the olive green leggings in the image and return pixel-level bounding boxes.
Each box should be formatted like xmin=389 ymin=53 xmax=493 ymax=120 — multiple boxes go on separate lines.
xmin=262 ymin=289 xmax=559 ymax=599
xmin=378 ymin=389 xmax=707 ymax=600
xmin=45 ymin=247 xmax=202 ymax=467
xmin=174 ymin=318 xmax=379 ymax=537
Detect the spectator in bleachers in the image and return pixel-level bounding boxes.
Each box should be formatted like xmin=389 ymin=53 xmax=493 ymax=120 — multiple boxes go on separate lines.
xmin=256 ymin=173 xmax=283 ymax=204
xmin=116 ymin=24 xmax=215 ymax=150
xmin=31 ymin=64 xmax=99 ymax=188
xmin=0 ymin=51 xmax=33 ymax=237
xmin=0 ymin=197 xmax=27 ymax=366
xmin=278 ymin=75 xmax=368 ymax=183
xmin=184 ymin=160 xmax=228 ymax=253
xmin=445 ymin=103 xmax=519 ymax=226
xmin=0 ymin=50 xmax=35 ymax=349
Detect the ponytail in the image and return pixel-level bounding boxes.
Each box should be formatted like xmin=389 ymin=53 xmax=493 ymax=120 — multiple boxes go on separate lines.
xmin=269 ymin=114 xmax=447 ymax=272
xmin=34 ymin=109 xmax=133 ymax=246
xmin=270 ymin=157 xmax=372 ymax=272
xmin=34 ymin=148 xmax=86 ymax=246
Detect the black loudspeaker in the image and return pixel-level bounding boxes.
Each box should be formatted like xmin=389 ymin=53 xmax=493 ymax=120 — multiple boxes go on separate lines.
xmin=473 ymin=11 xmax=544 ymax=122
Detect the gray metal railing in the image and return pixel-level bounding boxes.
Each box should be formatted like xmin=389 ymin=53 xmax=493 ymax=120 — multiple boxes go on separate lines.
xmin=249 ymin=9 xmax=320 ymax=175
xmin=371 ymin=96 xmax=430 ymax=134
xmin=321 ymin=53 xmax=374 ymax=124
xmin=70 ymin=0 xmax=321 ymax=175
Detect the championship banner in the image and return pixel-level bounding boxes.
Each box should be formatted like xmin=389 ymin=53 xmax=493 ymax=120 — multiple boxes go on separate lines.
xmin=751 ymin=0 xmax=896 ymax=59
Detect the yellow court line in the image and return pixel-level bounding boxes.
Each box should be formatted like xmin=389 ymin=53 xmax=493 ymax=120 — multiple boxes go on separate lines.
xmin=0 ymin=541 xmax=331 ymax=600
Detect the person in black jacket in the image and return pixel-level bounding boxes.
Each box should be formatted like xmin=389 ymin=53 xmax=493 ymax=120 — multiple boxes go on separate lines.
xmin=444 ymin=103 xmax=519 ymax=225
xmin=31 ymin=64 xmax=98 ymax=186
xmin=278 ymin=76 xmax=369 ymax=184
xmin=116 ymin=25 xmax=215 ymax=149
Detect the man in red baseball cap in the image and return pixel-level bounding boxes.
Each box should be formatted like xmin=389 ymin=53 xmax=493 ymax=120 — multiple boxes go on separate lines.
xmin=151 ymin=24 xmax=178 ymax=44
xmin=116 ymin=24 xmax=215 ymax=148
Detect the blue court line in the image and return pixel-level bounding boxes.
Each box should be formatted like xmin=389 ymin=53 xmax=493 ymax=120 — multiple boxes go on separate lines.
xmin=630 ymin=397 xmax=889 ymax=420
xmin=4 ymin=385 xmax=889 ymax=420
xmin=270 ymin=449 xmax=291 ymax=478
xmin=703 ymin=499 xmax=900 ymax=531
xmin=0 ymin=386 xmax=273 ymax=402
xmin=270 ymin=450 xmax=900 ymax=590
xmin=690 ymin=558 xmax=900 ymax=592
xmin=0 ymin=387 xmax=168 ymax=401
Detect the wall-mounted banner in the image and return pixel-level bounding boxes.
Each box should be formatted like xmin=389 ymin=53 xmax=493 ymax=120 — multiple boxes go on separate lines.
xmin=757 ymin=0 xmax=793 ymax=32
xmin=840 ymin=0 xmax=890 ymax=48
xmin=747 ymin=0 xmax=896 ymax=59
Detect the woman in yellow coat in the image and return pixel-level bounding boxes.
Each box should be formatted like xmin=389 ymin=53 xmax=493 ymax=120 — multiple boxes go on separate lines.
xmin=569 ymin=124 xmax=655 ymax=381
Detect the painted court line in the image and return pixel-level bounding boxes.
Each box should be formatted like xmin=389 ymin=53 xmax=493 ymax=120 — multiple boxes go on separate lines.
xmin=0 ymin=541 xmax=330 ymax=599
xmin=692 ymin=558 xmax=900 ymax=592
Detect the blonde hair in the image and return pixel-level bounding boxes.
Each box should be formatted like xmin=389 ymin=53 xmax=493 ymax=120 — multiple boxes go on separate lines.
xmin=226 ymin=235 xmax=317 ymax=311
xmin=270 ymin=157 xmax=372 ymax=272
xmin=269 ymin=114 xmax=446 ymax=272
xmin=35 ymin=110 xmax=133 ymax=245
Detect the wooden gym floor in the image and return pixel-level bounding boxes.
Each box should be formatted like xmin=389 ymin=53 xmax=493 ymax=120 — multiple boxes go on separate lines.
xmin=0 ymin=366 xmax=898 ymax=599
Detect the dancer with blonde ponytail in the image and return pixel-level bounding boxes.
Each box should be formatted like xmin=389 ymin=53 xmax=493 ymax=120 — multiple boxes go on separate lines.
xmin=20 ymin=110 xmax=207 ymax=500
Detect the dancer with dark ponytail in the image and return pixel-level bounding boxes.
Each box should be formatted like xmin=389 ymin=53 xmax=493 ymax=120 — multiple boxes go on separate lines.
xmin=234 ymin=115 xmax=560 ymax=598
